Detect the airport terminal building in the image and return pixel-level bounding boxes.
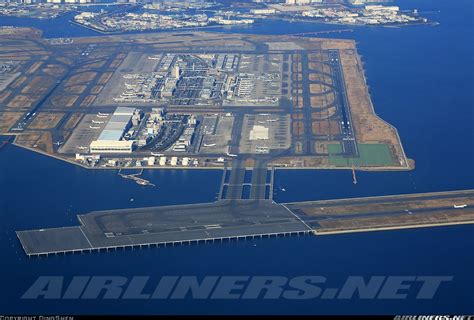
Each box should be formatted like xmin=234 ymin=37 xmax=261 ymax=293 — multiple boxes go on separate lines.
xmin=89 ymin=107 xmax=135 ymax=154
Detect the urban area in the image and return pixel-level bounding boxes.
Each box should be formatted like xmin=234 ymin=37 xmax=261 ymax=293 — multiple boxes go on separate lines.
xmin=1 ymin=0 xmax=430 ymax=30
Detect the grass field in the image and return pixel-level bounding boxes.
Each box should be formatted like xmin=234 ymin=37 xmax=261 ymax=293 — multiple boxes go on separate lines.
xmin=328 ymin=143 xmax=395 ymax=166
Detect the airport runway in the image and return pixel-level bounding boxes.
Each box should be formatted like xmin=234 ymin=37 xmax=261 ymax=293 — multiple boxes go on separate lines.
xmin=16 ymin=189 xmax=474 ymax=256
xmin=17 ymin=200 xmax=312 ymax=256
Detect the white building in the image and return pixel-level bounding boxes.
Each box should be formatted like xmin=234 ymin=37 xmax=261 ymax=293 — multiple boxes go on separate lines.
xmin=250 ymin=8 xmax=276 ymax=15
xmin=89 ymin=140 xmax=134 ymax=154
xmin=249 ymin=125 xmax=269 ymax=140
xmin=89 ymin=107 xmax=136 ymax=154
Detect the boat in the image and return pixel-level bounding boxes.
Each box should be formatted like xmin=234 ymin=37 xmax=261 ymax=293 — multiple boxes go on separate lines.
xmin=453 ymin=204 xmax=467 ymax=209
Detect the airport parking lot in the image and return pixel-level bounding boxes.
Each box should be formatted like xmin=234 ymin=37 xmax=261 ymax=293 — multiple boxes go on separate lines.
xmin=197 ymin=114 xmax=234 ymax=154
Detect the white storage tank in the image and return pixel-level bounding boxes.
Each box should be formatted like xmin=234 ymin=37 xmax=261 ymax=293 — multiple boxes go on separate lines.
xmin=182 ymin=157 xmax=189 ymax=166
xmin=170 ymin=157 xmax=178 ymax=166
xmin=148 ymin=156 xmax=155 ymax=166
xmin=159 ymin=156 xmax=167 ymax=166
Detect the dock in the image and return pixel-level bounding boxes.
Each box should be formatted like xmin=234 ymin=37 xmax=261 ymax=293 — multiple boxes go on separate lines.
xmin=118 ymin=169 xmax=155 ymax=187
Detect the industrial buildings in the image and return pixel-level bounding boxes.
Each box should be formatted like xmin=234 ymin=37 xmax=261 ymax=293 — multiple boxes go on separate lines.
xmin=89 ymin=107 xmax=136 ymax=154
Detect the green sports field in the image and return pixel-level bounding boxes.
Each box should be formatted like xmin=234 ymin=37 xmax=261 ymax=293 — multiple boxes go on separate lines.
xmin=328 ymin=143 xmax=396 ymax=166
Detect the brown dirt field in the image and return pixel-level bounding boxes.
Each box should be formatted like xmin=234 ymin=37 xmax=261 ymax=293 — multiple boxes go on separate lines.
xmin=312 ymin=120 xmax=341 ymax=135
xmin=308 ymin=62 xmax=323 ymax=71
xmin=310 ymin=95 xmax=326 ymax=108
xmin=21 ymin=76 xmax=54 ymax=95
xmin=35 ymin=132 xmax=54 ymax=154
xmin=315 ymin=141 xmax=338 ymax=154
xmin=320 ymin=39 xmax=355 ymax=51
xmin=10 ymin=75 xmax=27 ymax=89
xmin=91 ymin=85 xmax=103 ymax=94
xmin=292 ymin=121 xmax=304 ymax=136
xmin=56 ymin=57 xmax=73 ymax=66
xmin=292 ymin=113 xmax=303 ymax=120
xmin=66 ymin=71 xmax=97 ymax=86
xmin=308 ymin=53 xmax=324 ymax=62
xmin=109 ymin=58 xmax=123 ymax=69
xmin=28 ymin=112 xmax=64 ymax=129
xmin=327 ymin=120 xmax=341 ymax=135
xmin=15 ymin=132 xmax=42 ymax=148
xmin=309 ymin=73 xmax=321 ymax=81
xmin=323 ymin=74 xmax=333 ymax=84
xmin=7 ymin=95 xmax=36 ymax=108
xmin=0 ymin=112 xmax=23 ymax=133
xmin=309 ymin=83 xmax=332 ymax=94
xmin=97 ymin=72 xmax=113 ymax=85
xmin=0 ymin=90 xmax=12 ymax=104
xmin=292 ymin=63 xmax=302 ymax=73
xmin=0 ymin=55 xmax=31 ymax=61
xmin=64 ymin=85 xmax=86 ymax=95
xmin=63 ymin=113 xmax=84 ymax=131
xmin=80 ymin=95 xmax=96 ymax=108
xmin=311 ymin=106 xmax=337 ymax=120
xmin=51 ymin=95 xmax=78 ymax=108
xmin=292 ymin=96 xmax=304 ymax=109
xmin=292 ymin=73 xmax=302 ymax=81
xmin=26 ymin=61 xmax=43 ymax=74
xmin=42 ymin=63 xmax=66 ymax=75
xmin=311 ymin=92 xmax=335 ymax=108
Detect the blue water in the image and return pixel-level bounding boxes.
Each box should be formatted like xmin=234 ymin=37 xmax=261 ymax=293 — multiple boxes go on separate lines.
xmin=0 ymin=0 xmax=473 ymax=314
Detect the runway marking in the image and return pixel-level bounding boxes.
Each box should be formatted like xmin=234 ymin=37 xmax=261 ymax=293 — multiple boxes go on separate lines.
xmin=79 ymin=227 xmax=94 ymax=249
xmin=280 ymin=204 xmax=313 ymax=231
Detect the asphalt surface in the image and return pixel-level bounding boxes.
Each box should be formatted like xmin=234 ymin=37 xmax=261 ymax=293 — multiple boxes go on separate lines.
xmin=17 ymin=200 xmax=311 ymax=256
